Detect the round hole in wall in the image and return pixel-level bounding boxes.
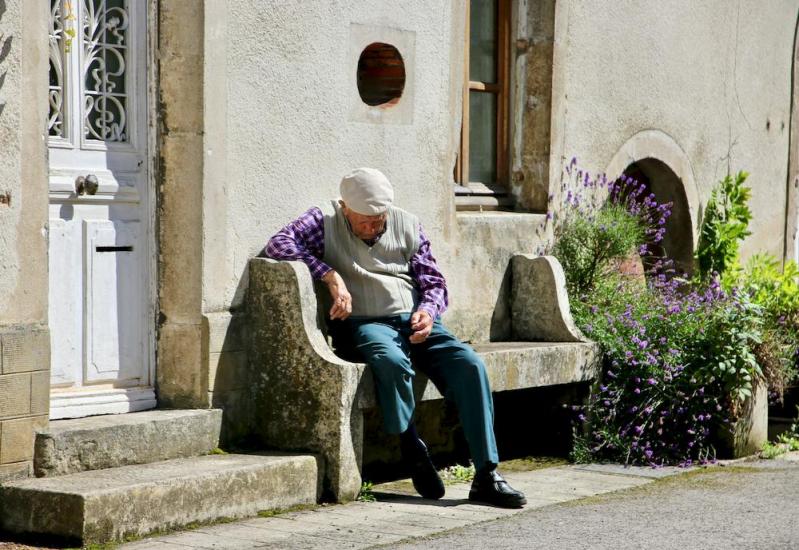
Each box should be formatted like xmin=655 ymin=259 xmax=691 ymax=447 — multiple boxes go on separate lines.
xmin=357 ymin=42 xmax=406 ymax=107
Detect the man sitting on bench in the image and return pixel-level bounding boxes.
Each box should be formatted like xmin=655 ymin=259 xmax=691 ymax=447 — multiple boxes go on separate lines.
xmin=265 ymin=167 xmax=526 ymax=508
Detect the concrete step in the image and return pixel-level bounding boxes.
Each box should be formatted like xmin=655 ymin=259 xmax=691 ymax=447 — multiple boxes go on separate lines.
xmin=1 ymin=452 xmax=321 ymax=544
xmin=34 ymin=409 xmax=223 ymax=477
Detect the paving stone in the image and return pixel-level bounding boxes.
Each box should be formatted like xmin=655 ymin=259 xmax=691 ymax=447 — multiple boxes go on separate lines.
xmin=144 ymin=530 xmax=268 ymax=549
xmin=121 ymin=541 xmax=197 ymax=550
xmin=305 ymin=506 xmax=474 ymax=531
xmin=569 ymin=463 xmax=693 ymax=479
xmin=120 ymin=461 xmax=688 ymax=550
xmin=249 ymin=516 xmax=407 ymax=546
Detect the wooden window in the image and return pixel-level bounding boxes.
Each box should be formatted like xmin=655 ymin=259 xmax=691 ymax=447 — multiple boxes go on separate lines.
xmin=456 ymin=0 xmax=511 ymax=198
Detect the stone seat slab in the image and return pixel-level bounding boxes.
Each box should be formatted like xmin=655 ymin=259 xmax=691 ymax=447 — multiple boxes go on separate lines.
xmin=0 ymin=452 xmax=321 ymax=544
xmin=357 ymin=341 xmax=600 ymax=408
xmin=34 ymin=409 xmax=223 ymax=477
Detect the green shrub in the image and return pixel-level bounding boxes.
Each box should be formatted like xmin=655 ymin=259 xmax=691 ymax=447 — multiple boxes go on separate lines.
xmin=695 ymin=171 xmax=752 ymax=282
xmin=739 ymin=254 xmax=799 ymax=396
xmin=553 ymin=203 xmax=646 ymax=296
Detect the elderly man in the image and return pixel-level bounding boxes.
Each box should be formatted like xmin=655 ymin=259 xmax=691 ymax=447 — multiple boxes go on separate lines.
xmin=265 ymin=168 xmax=526 ymax=508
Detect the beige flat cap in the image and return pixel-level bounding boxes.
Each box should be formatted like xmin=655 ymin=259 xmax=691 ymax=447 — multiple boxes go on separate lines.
xmin=339 ymin=167 xmax=394 ymax=215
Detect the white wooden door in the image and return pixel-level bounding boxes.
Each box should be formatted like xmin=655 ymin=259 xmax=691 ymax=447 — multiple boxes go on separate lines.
xmin=47 ymin=0 xmax=155 ymax=419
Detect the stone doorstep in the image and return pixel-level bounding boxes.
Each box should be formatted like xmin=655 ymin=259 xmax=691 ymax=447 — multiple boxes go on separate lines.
xmin=0 ymin=452 xmax=321 ymax=544
xmin=34 ymin=409 xmax=223 ymax=477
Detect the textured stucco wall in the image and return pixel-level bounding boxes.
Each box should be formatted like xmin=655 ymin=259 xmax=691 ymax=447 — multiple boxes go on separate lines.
xmin=0 ymin=0 xmax=48 ymax=324
xmin=0 ymin=0 xmax=51 ymax=481
xmin=549 ymin=0 xmax=799 ymax=261
xmin=199 ymin=0 xmax=799 ymax=344
xmin=214 ymin=0 xmax=462 ymax=311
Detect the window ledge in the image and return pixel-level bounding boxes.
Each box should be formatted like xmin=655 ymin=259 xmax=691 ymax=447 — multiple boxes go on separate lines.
xmin=455 ymin=194 xmax=515 ymax=211
xmin=455 ymin=182 xmax=515 ymax=211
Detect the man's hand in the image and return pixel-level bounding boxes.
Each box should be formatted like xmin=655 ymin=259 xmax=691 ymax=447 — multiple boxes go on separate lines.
xmin=409 ymin=310 xmax=433 ymax=344
xmin=322 ymin=270 xmax=352 ymax=320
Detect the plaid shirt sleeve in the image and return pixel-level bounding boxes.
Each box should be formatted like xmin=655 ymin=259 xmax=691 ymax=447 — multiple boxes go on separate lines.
xmin=410 ymin=224 xmax=449 ymax=319
xmin=264 ymin=207 xmax=332 ymax=280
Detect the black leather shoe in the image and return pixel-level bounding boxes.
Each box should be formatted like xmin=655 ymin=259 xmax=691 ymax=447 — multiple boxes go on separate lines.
xmin=469 ymin=469 xmax=526 ymax=508
xmin=405 ymin=442 xmax=445 ymax=500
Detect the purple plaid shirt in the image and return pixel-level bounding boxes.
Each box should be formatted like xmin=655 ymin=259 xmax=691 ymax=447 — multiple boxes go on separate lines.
xmin=265 ymin=207 xmax=449 ymax=319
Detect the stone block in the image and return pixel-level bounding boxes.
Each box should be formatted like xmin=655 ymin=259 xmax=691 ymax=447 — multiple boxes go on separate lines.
xmin=204 ymin=312 xmax=247 ymax=353
xmin=210 ymin=389 xmax=252 ymax=446
xmin=248 ymin=259 xmax=366 ymax=502
xmin=0 ymin=461 xmax=32 ymax=483
xmin=717 ymin=381 xmax=769 ymax=458
xmin=208 ymin=351 xmax=248 ymax=393
xmin=1 ymin=416 xmax=47 ymax=464
xmin=156 ymin=323 xmax=207 ymax=408
xmin=0 ymin=326 xmax=49 ymax=374
xmin=511 ymin=255 xmax=586 ymax=342
xmin=29 ymin=370 xmax=50 ymax=415
xmin=2 ymin=453 xmax=321 ymax=544
xmin=34 ymin=409 xmax=222 ymax=477
xmin=0 ymin=373 xmax=32 ymax=418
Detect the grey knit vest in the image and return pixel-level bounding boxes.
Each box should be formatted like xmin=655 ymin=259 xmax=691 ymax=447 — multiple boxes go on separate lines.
xmin=322 ymin=200 xmax=420 ymax=318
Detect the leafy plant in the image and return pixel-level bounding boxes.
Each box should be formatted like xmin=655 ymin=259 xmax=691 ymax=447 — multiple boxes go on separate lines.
xmin=739 ymin=254 xmax=799 ymax=398
xmin=440 ymin=463 xmax=475 ymax=485
xmin=553 ymin=204 xmax=646 ymax=296
xmin=356 ymin=481 xmax=376 ymax=502
xmin=695 ymin=171 xmax=752 ymax=281
xmin=760 ymin=409 xmax=799 ymax=458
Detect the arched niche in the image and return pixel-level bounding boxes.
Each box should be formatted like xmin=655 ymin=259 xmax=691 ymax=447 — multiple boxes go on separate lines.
xmin=605 ymin=130 xmax=701 ymax=276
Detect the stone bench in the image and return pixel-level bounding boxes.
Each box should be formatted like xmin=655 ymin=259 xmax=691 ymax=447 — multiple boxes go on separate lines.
xmin=247 ymin=255 xmax=600 ymax=501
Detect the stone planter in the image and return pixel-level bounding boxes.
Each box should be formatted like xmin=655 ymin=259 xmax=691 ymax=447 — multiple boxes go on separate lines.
xmin=717 ymin=380 xmax=768 ymax=458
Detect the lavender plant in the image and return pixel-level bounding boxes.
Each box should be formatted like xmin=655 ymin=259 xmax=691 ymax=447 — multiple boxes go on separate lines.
xmin=548 ymin=161 xmax=767 ymax=466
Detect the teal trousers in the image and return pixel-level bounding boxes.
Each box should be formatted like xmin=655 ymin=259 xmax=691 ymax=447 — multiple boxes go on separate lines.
xmin=342 ymin=314 xmax=499 ymax=470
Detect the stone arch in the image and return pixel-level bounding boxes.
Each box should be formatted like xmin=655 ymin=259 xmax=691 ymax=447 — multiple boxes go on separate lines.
xmin=605 ymin=130 xmax=701 ymax=275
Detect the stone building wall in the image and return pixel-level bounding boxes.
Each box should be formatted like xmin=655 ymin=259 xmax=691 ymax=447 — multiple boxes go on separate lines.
xmin=202 ymin=0 xmax=799 ymax=344
xmin=116 ymin=0 xmax=799 ymax=441
xmin=0 ymin=0 xmax=51 ymax=481
xmin=549 ymin=0 xmax=798 ymax=262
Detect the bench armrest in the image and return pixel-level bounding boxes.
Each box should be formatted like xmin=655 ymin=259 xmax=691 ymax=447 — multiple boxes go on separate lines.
xmin=511 ymin=255 xmax=586 ymax=343
xmin=248 ymin=257 xmax=366 ymax=501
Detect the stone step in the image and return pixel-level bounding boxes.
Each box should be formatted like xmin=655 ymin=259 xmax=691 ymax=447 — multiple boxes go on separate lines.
xmin=1 ymin=452 xmax=321 ymax=544
xmin=34 ymin=409 xmax=223 ymax=477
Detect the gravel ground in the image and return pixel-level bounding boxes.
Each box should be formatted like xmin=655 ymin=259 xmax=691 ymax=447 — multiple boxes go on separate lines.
xmin=386 ymin=457 xmax=799 ymax=550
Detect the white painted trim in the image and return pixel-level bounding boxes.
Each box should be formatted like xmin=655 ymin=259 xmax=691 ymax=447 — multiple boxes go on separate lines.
xmin=49 ymin=387 xmax=157 ymax=419
xmin=46 ymin=0 xmax=157 ymax=417
xmin=47 ymin=170 xmax=141 ymax=203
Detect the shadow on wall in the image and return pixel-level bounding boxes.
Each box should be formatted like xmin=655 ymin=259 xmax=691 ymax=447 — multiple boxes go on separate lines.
xmin=0 ymin=0 xmax=8 ymax=122
xmin=623 ymin=158 xmax=694 ymax=276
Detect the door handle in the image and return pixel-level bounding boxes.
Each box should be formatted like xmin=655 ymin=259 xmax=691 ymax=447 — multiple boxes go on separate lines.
xmin=75 ymin=174 xmax=99 ymax=196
